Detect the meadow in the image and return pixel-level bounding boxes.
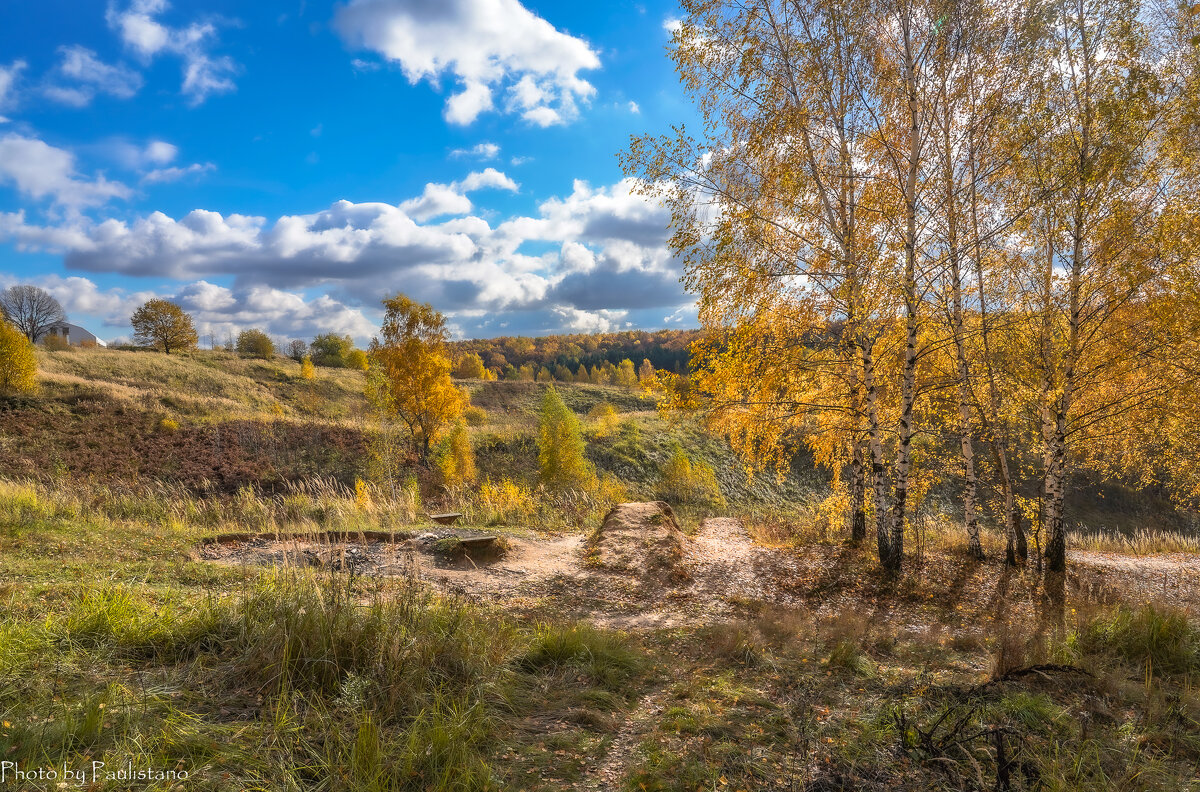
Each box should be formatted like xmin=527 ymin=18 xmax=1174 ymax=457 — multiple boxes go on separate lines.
xmin=0 ymin=347 xmax=1198 ymax=791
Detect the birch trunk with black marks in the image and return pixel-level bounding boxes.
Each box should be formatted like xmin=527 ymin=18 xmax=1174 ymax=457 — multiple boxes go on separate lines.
xmin=887 ymin=8 xmax=925 ymax=573
xmin=863 ymin=340 xmax=890 ymax=563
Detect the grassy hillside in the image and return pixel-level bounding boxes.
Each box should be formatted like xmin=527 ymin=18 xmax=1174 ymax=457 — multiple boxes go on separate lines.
xmin=0 ymin=347 xmax=1197 ymax=790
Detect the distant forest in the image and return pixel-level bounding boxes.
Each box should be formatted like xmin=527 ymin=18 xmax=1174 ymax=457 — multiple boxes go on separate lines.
xmin=448 ymin=329 xmax=699 ymax=378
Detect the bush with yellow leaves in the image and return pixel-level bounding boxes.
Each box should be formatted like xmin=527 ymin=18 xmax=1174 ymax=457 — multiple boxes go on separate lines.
xmin=0 ymin=320 xmax=37 ymax=396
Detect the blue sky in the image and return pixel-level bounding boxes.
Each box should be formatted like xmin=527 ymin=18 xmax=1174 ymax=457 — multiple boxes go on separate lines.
xmin=0 ymin=0 xmax=696 ymax=344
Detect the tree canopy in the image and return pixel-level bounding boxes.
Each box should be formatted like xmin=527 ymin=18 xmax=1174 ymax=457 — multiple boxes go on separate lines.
xmin=131 ymin=299 xmax=198 ymax=355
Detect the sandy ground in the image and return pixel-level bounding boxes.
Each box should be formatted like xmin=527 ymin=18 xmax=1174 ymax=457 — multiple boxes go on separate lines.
xmin=199 ymin=504 xmax=1200 ymax=627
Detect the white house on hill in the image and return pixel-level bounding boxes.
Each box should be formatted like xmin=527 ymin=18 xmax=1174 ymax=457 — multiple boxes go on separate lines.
xmin=35 ymin=322 xmax=107 ymax=347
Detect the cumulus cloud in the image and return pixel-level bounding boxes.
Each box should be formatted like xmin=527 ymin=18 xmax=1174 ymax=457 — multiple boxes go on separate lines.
xmin=106 ymin=0 xmax=237 ymax=105
xmin=0 ymin=273 xmax=378 ymax=343
xmin=44 ymin=46 xmax=143 ymax=107
xmin=0 ymin=134 xmax=130 ymax=210
xmin=334 ymin=0 xmax=600 ymax=126
xmin=0 ymin=176 xmax=692 ymax=334
xmin=400 ymin=168 xmax=519 ymax=220
xmin=551 ymin=306 xmax=629 ymax=334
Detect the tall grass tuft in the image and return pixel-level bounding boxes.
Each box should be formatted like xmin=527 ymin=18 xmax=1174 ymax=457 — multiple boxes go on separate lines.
xmin=1077 ymin=604 xmax=1200 ymax=676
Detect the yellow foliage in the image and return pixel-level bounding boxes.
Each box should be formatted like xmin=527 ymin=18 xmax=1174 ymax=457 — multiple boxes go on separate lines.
xmin=588 ymin=402 xmax=620 ymax=437
xmin=368 ymin=294 xmax=464 ymax=460
xmin=158 ymin=417 xmax=179 ymax=433
xmin=658 ymin=444 xmax=725 ymax=508
xmin=355 ymin=478 xmax=372 ymax=510
xmin=538 ymin=386 xmax=595 ymax=489
xmin=478 ymin=478 xmax=535 ymax=522
xmin=300 ymin=356 xmax=315 ymax=380
xmin=0 ymin=320 xmax=37 ymax=396
xmin=438 ymin=423 xmax=476 ymax=487
xmin=615 ymin=358 xmax=638 ymax=388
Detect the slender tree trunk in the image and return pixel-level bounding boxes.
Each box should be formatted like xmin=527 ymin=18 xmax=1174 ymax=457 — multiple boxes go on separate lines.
xmin=863 ymin=340 xmax=890 ymax=563
xmin=887 ymin=11 xmax=924 ymax=573
xmin=850 ymin=437 xmax=867 ymax=543
xmin=968 ymin=147 xmax=1024 ymax=564
xmin=942 ymin=122 xmax=983 ymax=560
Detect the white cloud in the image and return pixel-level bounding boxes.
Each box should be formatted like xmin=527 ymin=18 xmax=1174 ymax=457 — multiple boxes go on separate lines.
xmin=106 ymin=0 xmax=237 ymax=105
xmin=144 ymin=140 xmax=178 ymax=165
xmin=91 ymin=137 xmax=212 ymax=184
xmin=44 ymin=46 xmax=143 ymax=107
xmin=142 ymin=162 xmax=215 ymax=184
xmin=0 ymin=134 xmax=130 ymax=209
xmin=0 ymin=177 xmax=691 ymax=334
xmin=458 ymin=168 xmax=518 ymax=193
xmin=401 ymin=168 xmax=519 ymax=220
xmin=0 ymin=272 xmax=378 ymax=342
xmin=628 ymin=100 xmax=640 ymax=114
xmin=551 ymin=306 xmax=628 ymax=333
xmin=450 ymin=141 xmax=500 ymax=160
xmin=0 ymin=60 xmax=27 ymax=109
xmin=400 ymin=183 xmax=474 ymax=221
xmin=334 ymin=0 xmax=600 ymax=126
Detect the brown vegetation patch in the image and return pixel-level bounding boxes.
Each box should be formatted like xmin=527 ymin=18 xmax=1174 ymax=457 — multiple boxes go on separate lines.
xmin=0 ymin=387 xmax=369 ymax=491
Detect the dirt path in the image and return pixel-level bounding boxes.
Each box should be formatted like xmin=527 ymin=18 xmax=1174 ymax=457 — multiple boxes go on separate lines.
xmin=579 ymin=687 xmax=669 ymax=791
xmin=199 ymin=505 xmax=1200 ymax=624
xmin=687 ymin=516 xmax=770 ymax=600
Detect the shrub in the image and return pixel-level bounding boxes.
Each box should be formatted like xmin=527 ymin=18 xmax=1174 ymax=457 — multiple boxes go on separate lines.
xmin=42 ymin=333 xmax=72 ymax=352
xmin=588 ymin=402 xmax=620 ymax=437
xmin=437 ymin=423 xmax=477 ymax=487
xmin=345 ymin=348 xmax=369 ymax=371
xmin=286 ymin=339 xmax=308 ymax=361
xmin=464 ymin=405 xmax=488 ymax=426
xmin=236 ymin=329 xmax=275 ymax=359
xmin=311 ymin=333 xmax=354 ymax=367
xmin=477 ymin=478 xmax=535 ymax=523
xmin=158 ymin=417 xmax=179 ymax=433
xmin=300 ymin=356 xmax=315 ymax=380
xmin=657 ymin=444 xmax=725 ymax=508
xmin=538 ymin=386 xmax=595 ymax=489
xmin=0 ymin=319 xmax=38 ymax=396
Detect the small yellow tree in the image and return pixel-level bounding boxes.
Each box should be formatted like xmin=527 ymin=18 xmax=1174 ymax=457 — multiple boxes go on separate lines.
xmin=131 ymin=299 xmax=198 ymax=354
xmin=300 ymin=356 xmax=315 ymax=380
xmin=0 ymin=319 xmax=38 ymax=396
xmin=368 ymin=294 xmax=463 ymax=461
xmin=438 ymin=422 xmax=477 ymax=487
xmin=615 ymin=358 xmax=638 ymax=388
xmin=638 ymin=358 xmax=656 ymax=387
xmin=539 ymin=385 xmax=595 ymax=489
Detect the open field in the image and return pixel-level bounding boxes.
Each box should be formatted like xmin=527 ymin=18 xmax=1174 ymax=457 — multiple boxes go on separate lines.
xmin=1 ymin=349 xmax=1199 ymax=790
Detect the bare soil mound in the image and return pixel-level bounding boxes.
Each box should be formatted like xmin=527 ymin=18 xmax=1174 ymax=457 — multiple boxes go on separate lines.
xmin=593 ymin=501 xmax=685 ymax=581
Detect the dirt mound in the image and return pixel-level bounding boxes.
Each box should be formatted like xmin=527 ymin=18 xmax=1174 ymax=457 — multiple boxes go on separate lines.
xmin=593 ymin=502 xmax=685 ymax=580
